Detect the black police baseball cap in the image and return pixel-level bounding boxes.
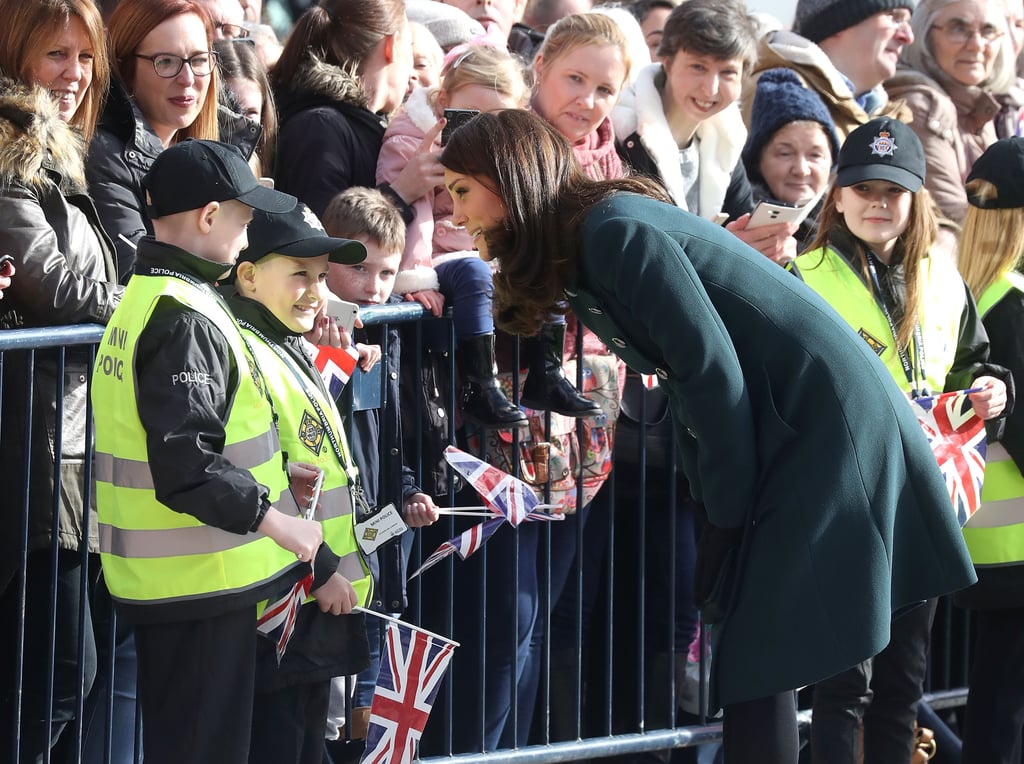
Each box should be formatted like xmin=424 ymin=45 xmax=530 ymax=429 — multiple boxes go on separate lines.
xmin=836 ymin=117 xmax=926 ymax=193
xmin=142 ymin=139 xmax=296 ymax=218
xmin=967 ymin=137 xmax=1024 ymax=209
xmin=238 ymin=204 xmax=367 ymax=265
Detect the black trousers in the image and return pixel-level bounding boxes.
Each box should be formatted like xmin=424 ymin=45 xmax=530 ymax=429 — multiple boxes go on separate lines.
xmin=134 ymin=606 xmax=257 ymax=764
xmin=723 ymin=691 xmax=799 ymax=764
xmin=250 ymin=679 xmax=331 ymax=764
xmin=962 ymin=607 xmax=1024 ymax=764
xmin=810 ymin=598 xmax=938 ymax=764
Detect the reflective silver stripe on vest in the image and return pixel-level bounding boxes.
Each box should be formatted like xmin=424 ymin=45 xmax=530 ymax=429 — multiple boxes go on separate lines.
xmin=223 ymin=429 xmax=280 ymax=471
xmin=337 ymin=549 xmax=368 ymax=584
xmin=317 ymin=486 xmax=354 ymax=521
xmin=100 ymin=522 xmax=268 ymax=558
xmin=94 ymin=451 xmax=153 ymax=489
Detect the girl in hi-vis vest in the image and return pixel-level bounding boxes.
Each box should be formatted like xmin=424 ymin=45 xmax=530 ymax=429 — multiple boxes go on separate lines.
xmin=791 ymin=116 xmax=1009 ymax=764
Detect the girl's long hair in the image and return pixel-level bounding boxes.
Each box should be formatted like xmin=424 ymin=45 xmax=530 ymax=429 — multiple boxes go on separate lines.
xmin=440 ymin=109 xmax=670 ymax=336
xmin=804 ymin=182 xmax=938 ymax=350
xmin=959 ymin=178 xmax=1024 ymax=300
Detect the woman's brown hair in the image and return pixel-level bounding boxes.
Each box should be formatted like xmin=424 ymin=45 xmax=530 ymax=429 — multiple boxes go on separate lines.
xmin=107 ymin=0 xmax=219 ymax=142
xmin=270 ymin=0 xmax=405 ymax=102
xmin=440 ymin=109 xmax=669 ymax=336
xmin=215 ymin=38 xmax=277 ymax=172
xmin=803 ymin=182 xmax=939 ymax=351
xmin=0 ymin=0 xmax=110 ymax=142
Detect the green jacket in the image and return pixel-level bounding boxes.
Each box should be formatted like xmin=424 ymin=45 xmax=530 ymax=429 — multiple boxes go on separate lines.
xmin=567 ymin=193 xmax=976 ymax=709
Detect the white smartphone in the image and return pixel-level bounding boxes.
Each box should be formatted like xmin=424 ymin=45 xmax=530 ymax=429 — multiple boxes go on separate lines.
xmin=710 ymin=212 xmax=730 ymax=226
xmin=326 ymin=295 xmax=359 ymax=336
xmin=747 ymin=188 xmax=825 ymax=229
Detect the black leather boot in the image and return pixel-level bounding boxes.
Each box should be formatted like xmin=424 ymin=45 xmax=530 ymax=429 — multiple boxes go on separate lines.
xmin=520 ymin=323 xmax=602 ymax=417
xmin=457 ymin=334 xmax=528 ymax=428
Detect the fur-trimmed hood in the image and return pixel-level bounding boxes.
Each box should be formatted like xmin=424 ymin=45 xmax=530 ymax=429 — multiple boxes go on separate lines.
xmin=612 ymin=63 xmax=746 ymax=217
xmin=0 ymin=77 xmax=86 ymax=193
xmin=276 ymin=56 xmax=368 ymax=120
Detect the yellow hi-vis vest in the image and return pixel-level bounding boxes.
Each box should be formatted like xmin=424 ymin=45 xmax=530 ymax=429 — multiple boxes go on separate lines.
xmin=239 ymin=323 xmax=373 ymax=607
xmin=92 ymin=272 xmax=301 ymax=607
xmin=962 ymin=271 xmax=1024 ymax=568
xmin=793 ymin=246 xmax=965 ymax=395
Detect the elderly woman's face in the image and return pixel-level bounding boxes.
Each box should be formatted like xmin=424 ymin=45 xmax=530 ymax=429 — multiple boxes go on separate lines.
xmin=929 ymin=0 xmax=1006 ymax=86
xmin=758 ymin=121 xmax=833 ymax=206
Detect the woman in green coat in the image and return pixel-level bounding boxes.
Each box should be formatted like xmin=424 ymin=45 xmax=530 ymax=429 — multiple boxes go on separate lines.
xmin=437 ymin=108 xmax=977 ymax=763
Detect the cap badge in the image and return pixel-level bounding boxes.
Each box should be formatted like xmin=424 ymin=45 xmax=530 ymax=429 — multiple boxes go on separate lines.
xmin=869 ymin=130 xmax=897 ymax=158
xmin=301 ymin=205 xmax=326 ymax=233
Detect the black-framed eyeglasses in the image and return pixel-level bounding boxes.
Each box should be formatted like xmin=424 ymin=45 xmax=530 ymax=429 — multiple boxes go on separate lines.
xmin=133 ymin=51 xmax=218 ymax=78
xmin=215 ymin=22 xmax=250 ymax=39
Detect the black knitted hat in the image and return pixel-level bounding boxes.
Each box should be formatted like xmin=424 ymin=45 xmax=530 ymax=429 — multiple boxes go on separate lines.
xmin=793 ymin=0 xmax=915 ymax=43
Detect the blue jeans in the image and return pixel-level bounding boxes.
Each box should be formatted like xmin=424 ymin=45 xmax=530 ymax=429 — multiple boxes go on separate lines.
xmin=436 ymin=257 xmax=494 ymax=341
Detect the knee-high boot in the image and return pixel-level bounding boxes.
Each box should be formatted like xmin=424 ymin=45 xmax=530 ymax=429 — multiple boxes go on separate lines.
xmin=521 ymin=323 xmax=602 ymax=417
xmin=457 ymin=333 xmax=529 ymax=428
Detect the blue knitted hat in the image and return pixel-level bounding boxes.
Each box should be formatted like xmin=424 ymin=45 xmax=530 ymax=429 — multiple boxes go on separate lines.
xmin=742 ymin=68 xmax=841 ymax=185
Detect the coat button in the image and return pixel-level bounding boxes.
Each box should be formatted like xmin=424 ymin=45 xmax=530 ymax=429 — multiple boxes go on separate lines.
xmin=611 ymin=337 xmax=627 ymax=348
xmin=437 ymin=407 xmax=446 ymax=418
xmin=563 ymin=288 xmax=577 ymax=298
xmin=656 ymin=367 xmax=669 ymax=380
xmin=390 ymin=447 xmax=399 ymax=456
xmin=390 ymin=371 xmax=398 ymax=380
xmin=127 ymin=150 xmax=137 ymax=159
xmin=626 ymin=140 xmax=635 ymax=148
xmin=588 ymin=306 xmax=603 ymax=315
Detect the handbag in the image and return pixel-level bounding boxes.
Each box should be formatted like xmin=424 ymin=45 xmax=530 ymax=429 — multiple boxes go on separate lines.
xmin=469 ymin=353 xmax=621 ymax=514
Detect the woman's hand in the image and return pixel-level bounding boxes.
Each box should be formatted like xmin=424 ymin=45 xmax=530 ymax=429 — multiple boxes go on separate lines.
xmin=726 ymin=214 xmax=799 ymax=265
xmin=388 ymin=120 xmax=446 ymax=204
xmin=969 ymin=376 xmax=1007 ymax=420
xmin=406 ymin=289 xmax=445 ymax=317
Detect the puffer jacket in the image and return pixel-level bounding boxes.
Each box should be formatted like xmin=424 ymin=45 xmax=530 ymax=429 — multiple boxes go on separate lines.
xmin=85 ymin=78 xmax=261 ymax=282
xmin=0 ymin=78 xmax=122 ymax=590
xmin=885 ymin=66 xmax=1000 ymax=224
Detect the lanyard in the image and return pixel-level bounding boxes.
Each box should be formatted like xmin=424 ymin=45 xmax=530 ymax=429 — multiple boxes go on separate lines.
xmin=236 ymin=319 xmax=371 ymax=515
xmin=864 ymin=254 xmax=930 ymax=398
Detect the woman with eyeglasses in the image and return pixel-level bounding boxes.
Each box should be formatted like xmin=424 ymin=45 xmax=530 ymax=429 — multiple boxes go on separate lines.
xmin=0 ymin=0 xmax=123 ymax=760
xmin=85 ymin=0 xmax=261 ymax=281
xmin=886 ymin=0 xmax=1017 ymax=223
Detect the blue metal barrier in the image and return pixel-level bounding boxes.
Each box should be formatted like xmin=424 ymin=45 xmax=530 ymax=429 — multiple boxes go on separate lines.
xmin=1 ymin=311 xmax=974 ymax=764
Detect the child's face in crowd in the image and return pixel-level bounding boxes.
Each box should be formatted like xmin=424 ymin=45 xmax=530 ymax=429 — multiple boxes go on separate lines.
xmin=130 ymin=12 xmax=212 ymax=146
xmin=408 ymin=25 xmax=443 ymax=94
xmin=759 ymin=121 xmax=833 ymax=205
xmin=440 ymin=84 xmax=523 ymax=113
xmin=662 ymin=50 xmax=743 ymax=133
xmin=29 ymin=16 xmax=94 ymax=124
xmin=327 ymin=237 xmax=400 ymax=306
xmin=249 ymin=253 xmax=330 ymax=333
xmin=533 ymin=43 xmax=628 ymax=145
xmin=204 ymin=199 xmax=254 ymax=265
xmin=834 ymin=180 xmax=913 ymax=261
xmin=445 ymin=170 xmax=508 ymax=261
xmin=226 ymin=76 xmax=262 ymax=122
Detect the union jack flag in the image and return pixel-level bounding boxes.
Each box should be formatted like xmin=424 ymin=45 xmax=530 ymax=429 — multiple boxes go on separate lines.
xmin=911 ymin=389 xmax=988 ymax=526
xmin=257 ymin=569 xmax=314 ymax=663
xmin=314 ymin=344 xmax=359 ymax=398
xmin=360 ymin=621 xmax=457 ymax=764
xmin=407 ymin=448 xmax=563 ymax=579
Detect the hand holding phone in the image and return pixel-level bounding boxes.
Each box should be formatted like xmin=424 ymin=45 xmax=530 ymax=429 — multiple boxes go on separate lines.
xmin=441 ymin=108 xmax=480 ymax=147
xmin=746 ymin=188 xmax=825 ymax=229
xmin=326 ymin=295 xmax=359 ymax=336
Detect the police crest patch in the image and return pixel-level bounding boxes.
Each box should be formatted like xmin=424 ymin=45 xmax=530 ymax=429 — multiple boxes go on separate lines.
xmin=858 ymin=328 xmax=888 ymax=356
xmin=869 ymin=130 xmax=897 ymax=158
xmin=298 ymin=410 xmax=325 ymax=455
xmin=247 ymin=358 xmax=264 ymax=396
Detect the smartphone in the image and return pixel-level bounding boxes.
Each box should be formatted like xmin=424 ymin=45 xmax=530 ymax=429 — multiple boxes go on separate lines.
xmin=747 ymin=187 xmax=825 ymax=229
xmin=441 ymin=108 xmax=480 ymax=147
xmin=326 ymin=295 xmax=359 ymax=336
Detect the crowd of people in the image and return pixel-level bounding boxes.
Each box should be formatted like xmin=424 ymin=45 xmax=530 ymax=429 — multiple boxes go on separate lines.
xmin=2 ymin=0 xmax=1024 ymax=762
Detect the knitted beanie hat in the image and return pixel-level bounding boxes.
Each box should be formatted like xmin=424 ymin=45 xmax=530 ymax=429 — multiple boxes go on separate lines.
xmin=742 ymin=69 xmax=840 ymax=183
xmin=793 ymin=0 xmax=915 ymax=43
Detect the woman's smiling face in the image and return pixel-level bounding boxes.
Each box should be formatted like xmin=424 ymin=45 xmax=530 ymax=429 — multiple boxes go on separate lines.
xmin=444 ymin=170 xmax=508 ymax=261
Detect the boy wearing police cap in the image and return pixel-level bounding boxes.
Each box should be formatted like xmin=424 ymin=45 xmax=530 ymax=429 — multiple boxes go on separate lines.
xmin=227 ymin=204 xmax=377 ymax=763
xmin=92 ymin=139 xmax=324 ymax=764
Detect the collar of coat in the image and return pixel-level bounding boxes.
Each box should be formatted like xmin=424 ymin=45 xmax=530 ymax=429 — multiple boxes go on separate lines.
xmin=611 ymin=62 xmax=746 ymax=217
xmin=0 ymin=77 xmax=87 ymax=194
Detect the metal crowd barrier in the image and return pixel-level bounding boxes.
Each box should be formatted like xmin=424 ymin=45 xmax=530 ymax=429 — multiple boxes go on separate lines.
xmin=1 ymin=308 xmax=973 ymax=764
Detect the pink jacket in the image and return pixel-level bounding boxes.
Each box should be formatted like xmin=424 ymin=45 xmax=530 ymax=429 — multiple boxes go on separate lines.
xmin=376 ymin=87 xmax=476 ymax=278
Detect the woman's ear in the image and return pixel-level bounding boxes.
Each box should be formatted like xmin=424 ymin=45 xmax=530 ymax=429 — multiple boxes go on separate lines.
xmin=382 ymin=31 xmax=398 ymax=63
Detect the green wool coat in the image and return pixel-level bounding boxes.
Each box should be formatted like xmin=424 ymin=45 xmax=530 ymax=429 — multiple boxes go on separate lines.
xmin=565 ymin=193 xmax=976 ymax=709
